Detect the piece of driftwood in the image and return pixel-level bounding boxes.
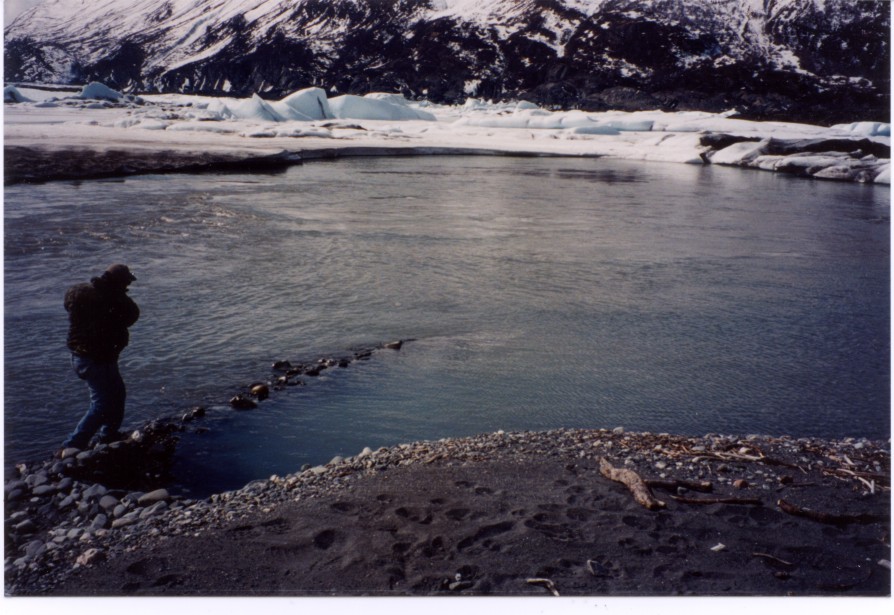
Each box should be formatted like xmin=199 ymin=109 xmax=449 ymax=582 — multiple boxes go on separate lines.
xmin=823 ymin=467 xmax=890 ymax=489
xmin=752 ymin=552 xmax=794 ymax=567
xmin=691 ymin=449 xmax=805 ymax=472
xmin=645 ymin=478 xmax=713 ymax=493
xmin=526 ymin=578 xmax=560 ymax=597
xmin=599 ymin=458 xmax=666 ymax=510
xmin=777 ymin=499 xmax=887 ymax=526
xmin=671 ymin=495 xmax=763 ymax=506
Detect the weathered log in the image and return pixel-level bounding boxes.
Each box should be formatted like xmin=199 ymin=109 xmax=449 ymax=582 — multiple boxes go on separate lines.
xmin=599 ymin=458 xmax=666 ymax=510
xmin=777 ymin=499 xmax=887 ymax=526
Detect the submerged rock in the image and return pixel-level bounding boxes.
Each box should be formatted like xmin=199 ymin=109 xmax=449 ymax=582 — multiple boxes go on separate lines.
xmin=230 ymin=395 xmax=258 ymax=410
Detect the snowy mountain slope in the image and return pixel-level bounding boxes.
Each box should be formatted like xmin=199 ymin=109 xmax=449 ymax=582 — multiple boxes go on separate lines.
xmin=4 ymin=0 xmax=890 ymax=123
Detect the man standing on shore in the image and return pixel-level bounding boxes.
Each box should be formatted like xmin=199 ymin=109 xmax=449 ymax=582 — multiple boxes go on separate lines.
xmin=61 ymin=264 xmax=140 ymax=451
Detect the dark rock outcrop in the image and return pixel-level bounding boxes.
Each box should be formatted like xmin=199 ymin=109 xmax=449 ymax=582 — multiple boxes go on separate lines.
xmin=4 ymin=0 xmax=889 ymax=124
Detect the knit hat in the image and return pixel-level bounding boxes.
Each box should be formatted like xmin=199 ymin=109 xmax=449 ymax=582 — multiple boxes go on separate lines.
xmin=105 ymin=264 xmax=136 ymax=284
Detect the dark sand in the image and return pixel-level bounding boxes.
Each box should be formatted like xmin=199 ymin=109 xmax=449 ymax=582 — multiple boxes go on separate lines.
xmin=33 ymin=431 xmax=891 ymax=598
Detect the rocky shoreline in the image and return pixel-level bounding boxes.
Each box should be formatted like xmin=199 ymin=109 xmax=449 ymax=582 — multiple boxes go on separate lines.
xmin=6 ymin=423 xmax=890 ymax=596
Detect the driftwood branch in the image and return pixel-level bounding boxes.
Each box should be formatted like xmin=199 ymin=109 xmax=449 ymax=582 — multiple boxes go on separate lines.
xmin=672 ymin=495 xmax=763 ymax=506
xmin=777 ymin=499 xmax=887 ymax=526
xmin=752 ymin=552 xmax=794 ymax=568
xmin=526 ymin=578 xmax=560 ymax=597
xmin=689 ymin=449 xmax=805 ymax=472
xmin=599 ymin=458 xmax=666 ymax=510
xmin=645 ymin=478 xmax=713 ymax=493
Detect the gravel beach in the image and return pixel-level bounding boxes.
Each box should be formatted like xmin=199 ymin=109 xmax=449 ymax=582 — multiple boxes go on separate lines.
xmin=5 ymin=427 xmax=890 ymax=598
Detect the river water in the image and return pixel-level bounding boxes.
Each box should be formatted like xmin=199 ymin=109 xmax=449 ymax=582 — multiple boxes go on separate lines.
xmin=4 ymin=156 xmax=889 ymax=497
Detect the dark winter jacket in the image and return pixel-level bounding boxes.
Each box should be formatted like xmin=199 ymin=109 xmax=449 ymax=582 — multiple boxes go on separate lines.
xmin=65 ymin=276 xmax=140 ymax=362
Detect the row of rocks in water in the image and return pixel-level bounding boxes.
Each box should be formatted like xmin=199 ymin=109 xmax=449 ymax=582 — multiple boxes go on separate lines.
xmin=5 ymin=422 xmax=889 ymax=594
xmin=226 ymin=340 xmax=404 ymax=410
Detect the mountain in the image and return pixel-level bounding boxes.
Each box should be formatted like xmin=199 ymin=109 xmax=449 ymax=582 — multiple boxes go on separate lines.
xmin=4 ymin=0 xmax=890 ymax=123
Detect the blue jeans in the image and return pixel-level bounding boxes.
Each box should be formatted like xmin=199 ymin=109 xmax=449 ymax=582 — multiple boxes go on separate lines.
xmin=63 ymin=354 xmax=126 ymax=449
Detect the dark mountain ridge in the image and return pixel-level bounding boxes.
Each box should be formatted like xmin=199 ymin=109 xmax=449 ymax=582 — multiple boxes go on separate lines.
xmin=4 ymin=0 xmax=890 ymax=124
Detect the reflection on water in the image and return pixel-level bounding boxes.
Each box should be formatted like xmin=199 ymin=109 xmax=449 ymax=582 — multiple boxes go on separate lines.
xmin=4 ymin=156 xmax=889 ymax=495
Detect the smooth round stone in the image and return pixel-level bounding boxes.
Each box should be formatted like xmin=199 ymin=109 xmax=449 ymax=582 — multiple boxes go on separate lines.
xmin=14 ymin=519 xmax=37 ymax=534
xmin=82 ymin=484 xmax=107 ymax=499
xmin=90 ymin=514 xmax=109 ymax=530
xmin=137 ymin=489 xmax=169 ymax=506
xmin=98 ymin=495 xmax=119 ymax=511
xmin=139 ymin=501 xmax=168 ymax=519
xmin=111 ymin=515 xmax=139 ymax=529
xmin=24 ymin=540 xmax=46 ymax=559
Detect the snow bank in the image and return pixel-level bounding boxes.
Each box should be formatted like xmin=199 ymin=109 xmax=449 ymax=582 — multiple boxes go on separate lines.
xmin=5 ymin=82 xmax=890 ymax=184
xmin=456 ymin=109 xmax=658 ymax=132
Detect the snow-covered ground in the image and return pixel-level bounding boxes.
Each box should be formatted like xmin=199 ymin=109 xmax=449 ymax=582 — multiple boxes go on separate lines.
xmin=3 ymin=82 xmax=890 ymax=184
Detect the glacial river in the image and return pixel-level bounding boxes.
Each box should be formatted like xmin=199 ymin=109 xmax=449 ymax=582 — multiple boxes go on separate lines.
xmin=4 ymin=156 xmax=889 ymax=496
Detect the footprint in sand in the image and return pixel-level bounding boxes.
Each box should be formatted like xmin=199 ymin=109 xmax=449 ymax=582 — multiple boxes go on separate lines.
xmin=394 ymin=506 xmax=433 ymax=524
xmin=523 ymin=512 xmax=578 ymax=543
xmin=456 ymin=521 xmax=515 ymax=552
xmin=228 ymin=516 xmax=291 ymax=537
xmin=313 ymin=528 xmax=338 ymax=550
xmin=445 ymin=507 xmax=471 ymax=521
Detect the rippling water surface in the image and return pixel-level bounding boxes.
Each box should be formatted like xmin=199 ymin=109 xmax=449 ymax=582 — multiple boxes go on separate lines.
xmin=4 ymin=156 xmax=889 ymax=496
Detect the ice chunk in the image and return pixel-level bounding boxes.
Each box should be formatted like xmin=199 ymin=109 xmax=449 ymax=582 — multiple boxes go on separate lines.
xmin=4 ymin=85 xmax=33 ymax=103
xmin=229 ymin=94 xmax=286 ymax=122
xmin=832 ymin=121 xmax=891 ymax=137
xmin=275 ymin=87 xmax=334 ymax=120
xmin=329 ymin=95 xmax=436 ymax=121
xmin=709 ymin=140 xmax=768 ymax=165
xmin=78 ymin=82 xmax=123 ymax=101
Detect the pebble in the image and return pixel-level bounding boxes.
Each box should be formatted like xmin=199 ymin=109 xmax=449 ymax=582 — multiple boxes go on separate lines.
xmin=82 ymin=484 xmax=107 ymax=499
xmin=32 ymin=484 xmax=58 ymax=497
xmin=91 ymin=514 xmax=109 ymax=531
xmin=140 ymin=501 xmax=168 ymax=519
xmin=138 ymin=489 xmax=170 ymax=506
xmin=99 ymin=495 xmax=119 ymax=511
xmin=14 ymin=519 xmax=37 ymax=534
xmin=111 ymin=514 xmax=139 ymax=529
xmin=75 ymin=548 xmax=105 ymax=567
